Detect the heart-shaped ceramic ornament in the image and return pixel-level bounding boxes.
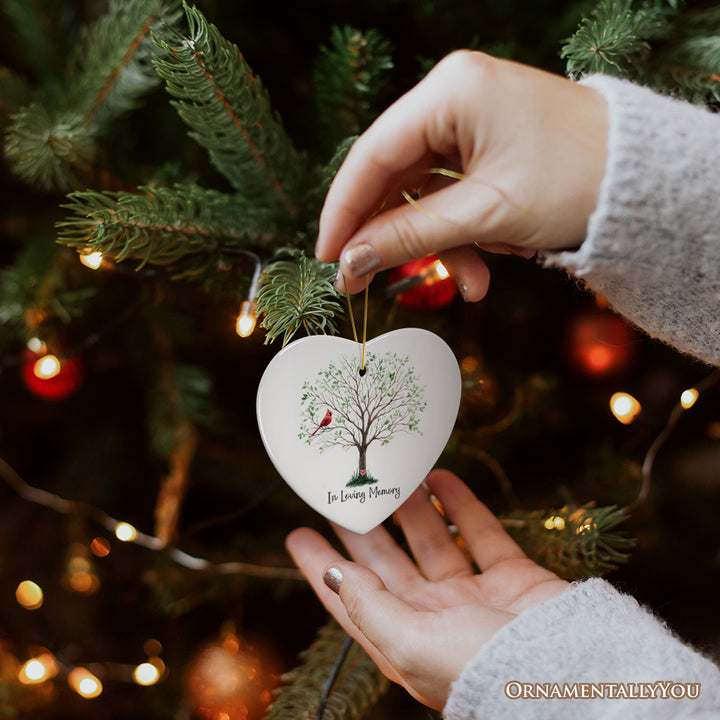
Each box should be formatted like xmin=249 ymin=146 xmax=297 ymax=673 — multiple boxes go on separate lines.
xmin=256 ymin=328 xmax=461 ymax=534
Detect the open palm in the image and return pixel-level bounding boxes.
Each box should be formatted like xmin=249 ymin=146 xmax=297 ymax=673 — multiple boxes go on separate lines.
xmin=286 ymin=469 xmax=568 ymax=710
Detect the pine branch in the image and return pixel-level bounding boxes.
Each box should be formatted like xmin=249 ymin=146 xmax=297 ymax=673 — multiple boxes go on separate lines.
xmin=255 ymin=253 xmax=343 ymax=347
xmin=3 ymin=0 xmax=182 ymax=191
xmin=1 ymin=0 xmax=76 ymax=80
xmin=152 ymin=2 xmax=304 ymax=221
xmin=304 ymin=136 xmax=358 ymax=238
xmin=0 ymin=67 xmax=32 ymax=122
xmin=56 ymin=184 xmax=279 ymax=270
xmin=4 ymin=104 xmax=97 ymax=191
xmin=263 ymin=618 xmax=388 ymax=720
xmin=314 ymin=26 xmax=393 ymax=152
xmin=149 ymin=363 xmax=218 ymax=458
xmin=502 ymin=504 xmax=635 ymax=580
xmin=0 ymin=235 xmax=95 ymax=331
xmin=561 ymin=0 xmax=676 ymax=78
xmin=645 ymin=6 xmax=720 ymax=103
xmin=71 ymin=0 xmax=183 ymax=128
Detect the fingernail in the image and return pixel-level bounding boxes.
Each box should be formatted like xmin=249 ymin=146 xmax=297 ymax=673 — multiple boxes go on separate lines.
xmin=457 ymin=280 xmax=471 ymax=302
xmin=519 ymin=247 xmax=536 ymax=259
xmin=342 ymin=244 xmax=381 ymax=277
xmin=323 ymin=566 xmax=343 ymax=594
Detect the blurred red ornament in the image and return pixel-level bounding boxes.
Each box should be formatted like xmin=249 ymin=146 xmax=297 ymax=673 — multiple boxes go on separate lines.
xmin=185 ymin=625 xmax=276 ymax=720
xmin=387 ymin=255 xmax=457 ymax=310
xmin=565 ymin=310 xmax=637 ymax=377
xmin=21 ymin=350 xmax=83 ymax=400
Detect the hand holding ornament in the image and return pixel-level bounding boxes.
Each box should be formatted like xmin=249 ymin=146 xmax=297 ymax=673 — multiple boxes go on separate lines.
xmin=315 ymin=51 xmax=609 ymax=300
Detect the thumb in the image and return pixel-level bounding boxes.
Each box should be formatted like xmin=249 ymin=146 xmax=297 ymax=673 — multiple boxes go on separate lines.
xmin=323 ymin=561 xmax=419 ymax=652
xmin=336 ymin=177 xmax=509 ymax=295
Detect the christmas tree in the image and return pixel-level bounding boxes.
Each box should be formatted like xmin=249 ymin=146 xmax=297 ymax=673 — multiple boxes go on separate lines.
xmin=1 ymin=1 xmax=720 ymax=717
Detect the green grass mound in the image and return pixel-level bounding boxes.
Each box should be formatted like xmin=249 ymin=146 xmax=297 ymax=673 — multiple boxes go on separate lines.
xmin=346 ymin=469 xmax=378 ymax=486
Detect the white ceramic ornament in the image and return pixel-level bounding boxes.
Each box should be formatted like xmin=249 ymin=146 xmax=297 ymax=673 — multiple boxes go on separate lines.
xmin=256 ymin=328 xmax=461 ymax=534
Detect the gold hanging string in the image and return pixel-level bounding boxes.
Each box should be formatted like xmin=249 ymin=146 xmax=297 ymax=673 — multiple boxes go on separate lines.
xmin=398 ymin=167 xmax=531 ymax=224
xmin=342 ymin=272 xmax=370 ymax=374
xmin=341 ymin=272 xmax=359 ymax=343
xmin=360 ymin=274 xmax=369 ymax=374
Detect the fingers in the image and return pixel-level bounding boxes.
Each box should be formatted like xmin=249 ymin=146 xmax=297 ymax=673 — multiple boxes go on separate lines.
xmin=425 ymin=470 xmax=526 ymax=571
xmin=333 ymin=176 xmax=507 ymax=295
xmin=323 ymin=560 xmax=422 ymax=663
xmin=315 ymin=57 xmax=461 ymax=265
xmin=437 ymin=246 xmax=491 ymax=303
xmin=285 ymin=527 xmax=415 ymax=685
xmin=332 ymin=522 xmax=422 ymax=594
xmin=394 ymin=482 xmax=474 ymax=581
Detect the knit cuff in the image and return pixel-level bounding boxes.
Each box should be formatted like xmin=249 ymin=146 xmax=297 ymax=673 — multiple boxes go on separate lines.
xmin=544 ymin=74 xmax=720 ymax=366
xmin=443 ymin=578 xmax=720 ymax=720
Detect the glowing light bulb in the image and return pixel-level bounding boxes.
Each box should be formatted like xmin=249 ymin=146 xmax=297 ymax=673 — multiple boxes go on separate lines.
xmin=680 ymin=388 xmax=699 ymax=409
xmin=235 ymin=300 xmax=257 ymax=338
xmin=576 ymin=518 xmax=594 ymax=534
xmin=431 ymin=259 xmax=450 ymax=279
xmin=115 ymin=522 xmax=137 ymax=542
xmin=19 ymin=654 xmax=57 ymax=684
xmin=16 ymin=580 xmax=43 ymax=610
xmin=68 ymin=667 xmax=102 ymax=698
xmin=79 ymin=251 xmax=103 ymax=270
xmin=33 ymin=354 xmax=61 ymax=380
xmin=26 ymin=337 xmax=46 ymax=354
xmin=90 ymin=537 xmax=111 ymax=557
xmin=133 ymin=662 xmax=160 ymax=686
xmin=610 ymin=392 xmax=641 ymax=425
xmin=461 ymin=356 xmax=479 ymax=373
xmin=543 ymin=515 xmax=566 ymax=531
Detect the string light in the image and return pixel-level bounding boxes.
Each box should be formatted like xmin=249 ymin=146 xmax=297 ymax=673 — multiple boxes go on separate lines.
xmin=680 ymin=388 xmax=699 ymax=409
xmin=64 ymin=546 xmax=100 ymax=595
xmin=115 ymin=522 xmax=137 ymax=542
xmin=133 ymin=661 xmax=161 ymax=686
xmin=18 ymin=653 xmax=58 ymax=684
xmin=16 ymin=580 xmax=44 ymax=610
xmin=576 ymin=518 xmax=595 ymax=534
xmin=26 ymin=337 xmax=46 ymax=354
xmin=431 ymin=258 xmax=450 ymax=280
xmin=0 ymin=455 xmax=302 ymax=579
xmin=543 ymin=515 xmax=566 ymax=531
xmin=234 ymin=251 xmax=262 ymax=339
xmin=610 ymin=392 xmax=641 ymax=425
xmin=90 ymin=537 xmax=111 ymax=557
xmin=33 ymin=354 xmax=61 ymax=380
xmin=79 ymin=251 xmax=103 ymax=270
xmin=235 ymin=300 xmax=257 ymax=338
xmin=68 ymin=667 xmax=103 ymax=698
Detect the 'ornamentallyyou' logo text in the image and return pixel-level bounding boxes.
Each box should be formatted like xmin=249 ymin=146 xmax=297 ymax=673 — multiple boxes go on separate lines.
xmin=505 ymin=682 xmax=701 ymax=700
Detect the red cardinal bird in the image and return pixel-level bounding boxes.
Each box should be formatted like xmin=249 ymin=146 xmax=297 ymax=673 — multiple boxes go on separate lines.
xmin=310 ymin=409 xmax=332 ymax=436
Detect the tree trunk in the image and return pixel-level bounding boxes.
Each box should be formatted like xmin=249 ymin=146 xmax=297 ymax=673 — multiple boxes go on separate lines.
xmin=358 ymin=445 xmax=367 ymax=474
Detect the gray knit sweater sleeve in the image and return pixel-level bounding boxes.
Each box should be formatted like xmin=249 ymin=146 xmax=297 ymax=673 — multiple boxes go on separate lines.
xmin=544 ymin=74 xmax=720 ymax=367
xmin=444 ymin=78 xmax=720 ymax=718
xmin=444 ymin=579 xmax=720 ymax=719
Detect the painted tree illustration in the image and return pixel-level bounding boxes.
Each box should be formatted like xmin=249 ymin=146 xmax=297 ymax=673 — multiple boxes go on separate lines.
xmin=299 ymin=351 xmax=427 ymax=486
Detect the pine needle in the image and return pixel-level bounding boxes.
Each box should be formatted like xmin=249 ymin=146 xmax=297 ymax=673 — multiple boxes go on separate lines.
xmin=263 ymin=618 xmax=388 ymax=720
xmin=502 ymin=504 xmax=635 ymax=580
xmin=57 ymin=184 xmax=278 ymax=270
xmin=256 ymin=254 xmax=343 ymax=347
